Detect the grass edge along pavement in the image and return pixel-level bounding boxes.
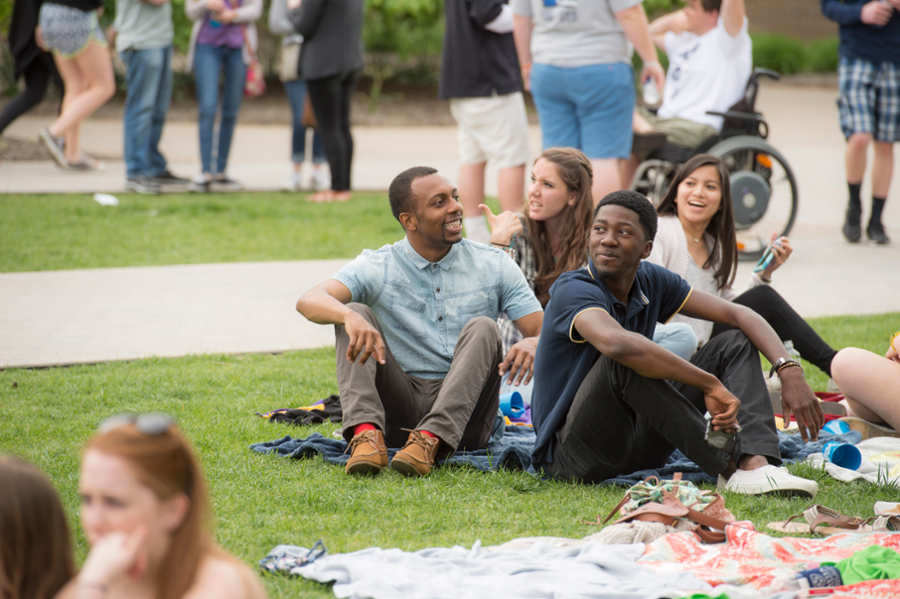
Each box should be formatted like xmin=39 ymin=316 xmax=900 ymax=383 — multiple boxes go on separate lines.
xmin=2 ymin=314 xmax=899 ymax=599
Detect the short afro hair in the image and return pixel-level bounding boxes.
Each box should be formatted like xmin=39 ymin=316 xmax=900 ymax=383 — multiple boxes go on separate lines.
xmin=388 ymin=166 xmax=438 ymax=222
xmin=593 ymin=190 xmax=658 ymax=241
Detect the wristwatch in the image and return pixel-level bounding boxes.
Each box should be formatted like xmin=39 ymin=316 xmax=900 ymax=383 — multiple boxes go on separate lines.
xmin=770 ymin=357 xmax=802 ymax=379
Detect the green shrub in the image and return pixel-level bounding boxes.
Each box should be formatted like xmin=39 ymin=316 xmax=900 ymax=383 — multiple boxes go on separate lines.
xmin=751 ymin=33 xmax=808 ymax=76
xmin=806 ymin=37 xmax=840 ymax=73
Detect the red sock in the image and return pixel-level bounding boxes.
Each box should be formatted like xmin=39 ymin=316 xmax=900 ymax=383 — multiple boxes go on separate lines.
xmin=419 ymin=430 xmax=437 ymax=440
xmin=354 ymin=423 xmax=377 ymax=435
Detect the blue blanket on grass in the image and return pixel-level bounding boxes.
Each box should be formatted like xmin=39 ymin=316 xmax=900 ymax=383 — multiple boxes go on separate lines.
xmin=250 ymin=426 xmax=860 ymax=486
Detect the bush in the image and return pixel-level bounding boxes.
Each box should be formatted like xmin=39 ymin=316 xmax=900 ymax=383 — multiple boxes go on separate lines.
xmin=751 ymin=33 xmax=840 ymax=75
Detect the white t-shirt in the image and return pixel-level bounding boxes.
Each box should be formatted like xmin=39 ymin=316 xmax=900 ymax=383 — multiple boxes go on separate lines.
xmin=656 ymin=16 xmax=752 ymax=130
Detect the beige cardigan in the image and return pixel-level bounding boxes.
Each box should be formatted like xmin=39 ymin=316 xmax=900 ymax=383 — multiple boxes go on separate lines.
xmin=645 ymin=214 xmax=767 ymax=302
xmin=184 ymin=0 xmax=262 ymax=72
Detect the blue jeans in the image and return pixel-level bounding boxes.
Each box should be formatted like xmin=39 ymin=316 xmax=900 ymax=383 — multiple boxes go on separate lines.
xmin=530 ymin=62 xmax=634 ymax=159
xmin=284 ymin=79 xmax=325 ymax=165
xmin=122 ymin=46 xmax=172 ymax=179
xmin=194 ymin=44 xmax=246 ymax=175
xmin=652 ymin=321 xmax=699 ymax=361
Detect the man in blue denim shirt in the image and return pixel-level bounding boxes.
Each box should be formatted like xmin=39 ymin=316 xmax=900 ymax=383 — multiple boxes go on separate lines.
xmin=297 ymin=166 xmax=543 ymax=477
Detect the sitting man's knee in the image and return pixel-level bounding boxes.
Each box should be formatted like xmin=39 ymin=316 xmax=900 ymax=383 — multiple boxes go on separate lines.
xmin=461 ymin=316 xmax=501 ymax=343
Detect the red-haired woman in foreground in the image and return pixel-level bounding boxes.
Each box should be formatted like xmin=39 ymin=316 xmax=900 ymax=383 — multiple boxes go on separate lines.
xmin=59 ymin=414 xmax=267 ymax=599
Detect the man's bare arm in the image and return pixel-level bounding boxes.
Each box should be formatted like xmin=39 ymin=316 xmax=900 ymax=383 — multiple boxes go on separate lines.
xmin=647 ymin=10 xmax=685 ymax=50
xmin=502 ymin=311 xmax=542 ymax=385
xmin=615 ymin=4 xmax=665 ymax=92
xmin=680 ymin=289 xmax=823 ymax=439
xmin=720 ymin=0 xmax=746 ymax=37
xmin=574 ymin=307 xmax=740 ymax=430
xmin=513 ymin=14 xmax=533 ymax=91
xmin=296 ymin=280 xmax=386 ymax=365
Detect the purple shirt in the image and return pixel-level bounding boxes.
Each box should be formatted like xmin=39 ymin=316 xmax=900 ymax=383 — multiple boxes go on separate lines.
xmin=196 ymin=0 xmax=244 ymax=49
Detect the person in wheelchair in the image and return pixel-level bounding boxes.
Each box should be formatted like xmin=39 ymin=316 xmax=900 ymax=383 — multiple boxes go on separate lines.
xmin=646 ymin=155 xmax=840 ymax=386
xmin=624 ymin=0 xmax=750 ymax=181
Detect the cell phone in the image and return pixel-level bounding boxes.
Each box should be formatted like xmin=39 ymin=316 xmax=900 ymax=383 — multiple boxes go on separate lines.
xmin=705 ymin=415 xmax=736 ymax=453
xmin=753 ymin=238 xmax=781 ymax=273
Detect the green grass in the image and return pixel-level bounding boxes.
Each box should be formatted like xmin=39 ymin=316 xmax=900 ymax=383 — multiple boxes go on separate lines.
xmin=0 ymin=192 xmax=401 ymax=272
xmin=1 ymin=313 xmax=898 ymax=598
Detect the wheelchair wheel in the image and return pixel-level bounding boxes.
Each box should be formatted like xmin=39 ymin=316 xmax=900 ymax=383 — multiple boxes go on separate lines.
xmin=708 ymin=136 xmax=798 ymax=261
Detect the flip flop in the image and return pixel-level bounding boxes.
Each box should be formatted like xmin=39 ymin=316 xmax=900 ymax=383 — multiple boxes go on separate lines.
xmin=767 ymin=504 xmax=900 ymax=535
xmin=66 ymin=154 xmax=105 ymax=171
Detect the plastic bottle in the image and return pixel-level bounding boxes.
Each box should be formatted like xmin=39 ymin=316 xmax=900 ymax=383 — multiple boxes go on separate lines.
xmin=784 ymin=340 xmax=801 ymax=360
xmin=642 ymin=78 xmax=660 ymax=105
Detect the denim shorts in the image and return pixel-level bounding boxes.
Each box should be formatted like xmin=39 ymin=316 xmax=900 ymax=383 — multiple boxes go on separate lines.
xmin=838 ymin=57 xmax=900 ymax=142
xmin=39 ymin=3 xmax=106 ymax=59
xmin=530 ymin=62 xmax=635 ymax=159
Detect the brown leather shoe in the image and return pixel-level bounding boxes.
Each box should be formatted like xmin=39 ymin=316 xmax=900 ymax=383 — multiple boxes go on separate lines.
xmin=390 ymin=430 xmax=440 ymax=477
xmin=345 ymin=429 xmax=388 ymax=475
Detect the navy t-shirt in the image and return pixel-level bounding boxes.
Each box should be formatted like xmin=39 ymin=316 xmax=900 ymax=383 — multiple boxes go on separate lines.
xmin=531 ymin=260 xmax=692 ymax=468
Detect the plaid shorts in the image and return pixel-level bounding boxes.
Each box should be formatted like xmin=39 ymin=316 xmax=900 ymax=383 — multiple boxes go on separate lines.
xmin=837 ymin=57 xmax=900 ymax=142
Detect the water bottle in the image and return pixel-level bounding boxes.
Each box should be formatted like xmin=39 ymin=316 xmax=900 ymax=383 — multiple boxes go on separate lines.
xmin=642 ymin=78 xmax=660 ymax=105
xmin=784 ymin=340 xmax=801 ymax=360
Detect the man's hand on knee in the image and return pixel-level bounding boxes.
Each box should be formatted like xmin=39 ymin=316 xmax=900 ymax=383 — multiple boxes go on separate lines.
xmin=704 ymin=383 xmax=741 ymax=433
xmin=779 ymin=369 xmax=823 ymax=442
xmin=344 ymin=312 xmax=386 ymax=366
xmin=500 ymin=337 xmax=537 ymax=386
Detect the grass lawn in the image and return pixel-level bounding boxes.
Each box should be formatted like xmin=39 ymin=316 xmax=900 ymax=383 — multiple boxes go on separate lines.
xmin=3 ymin=191 xmax=899 ymax=597
xmin=0 ymin=192 xmax=503 ymax=273
xmin=1 ymin=313 xmax=898 ymax=599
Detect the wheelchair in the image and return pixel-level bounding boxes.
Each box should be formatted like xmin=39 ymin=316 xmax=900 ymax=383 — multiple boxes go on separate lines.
xmin=629 ymin=68 xmax=798 ymax=261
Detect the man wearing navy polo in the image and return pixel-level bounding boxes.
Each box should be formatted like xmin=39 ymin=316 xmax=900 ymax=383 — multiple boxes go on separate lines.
xmin=297 ymin=166 xmax=543 ymax=478
xmin=531 ymin=190 xmax=823 ymax=496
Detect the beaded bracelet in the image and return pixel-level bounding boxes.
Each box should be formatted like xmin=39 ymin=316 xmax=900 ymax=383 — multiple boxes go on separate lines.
xmin=776 ymin=360 xmax=804 ymax=376
xmin=79 ymin=582 xmax=108 ymax=596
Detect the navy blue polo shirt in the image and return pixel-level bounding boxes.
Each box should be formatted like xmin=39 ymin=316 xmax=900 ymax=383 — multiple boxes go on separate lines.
xmin=531 ymin=260 xmax=693 ymax=468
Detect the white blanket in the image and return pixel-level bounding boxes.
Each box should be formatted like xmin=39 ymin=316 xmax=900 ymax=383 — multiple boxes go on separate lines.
xmin=805 ymin=437 xmax=900 ymax=484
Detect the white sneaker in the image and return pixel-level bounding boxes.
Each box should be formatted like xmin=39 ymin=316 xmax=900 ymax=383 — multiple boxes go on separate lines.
xmin=310 ymin=167 xmax=330 ymax=191
xmin=283 ymin=172 xmax=301 ymax=192
xmin=717 ymin=464 xmax=818 ymax=498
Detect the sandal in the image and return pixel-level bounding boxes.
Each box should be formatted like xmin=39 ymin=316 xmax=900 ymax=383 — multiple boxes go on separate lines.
xmin=306 ymin=190 xmax=352 ymax=203
xmin=767 ymin=504 xmax=900 ymax=535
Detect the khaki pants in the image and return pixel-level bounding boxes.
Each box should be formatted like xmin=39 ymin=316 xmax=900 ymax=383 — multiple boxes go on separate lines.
xmin=335 ymin=303 xmax=503 ymax=456
xmin=637 ymin=106 xmax=718 ymax=150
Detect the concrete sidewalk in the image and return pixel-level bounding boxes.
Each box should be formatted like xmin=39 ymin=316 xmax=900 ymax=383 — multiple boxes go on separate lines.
xmin=1 ymin=81 xmax=899 ymax=369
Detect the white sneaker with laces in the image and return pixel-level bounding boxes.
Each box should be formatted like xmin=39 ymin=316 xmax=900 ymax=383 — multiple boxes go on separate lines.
xmin=717 ymin=464 xmax=818 ymax=498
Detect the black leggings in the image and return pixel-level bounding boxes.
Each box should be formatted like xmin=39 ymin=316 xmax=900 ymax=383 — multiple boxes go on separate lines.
xmin=306 ymin=69 xmax=360 ymax=192
xmin=710 ymin=285 xmax=837 ymax=377
xmin=0 ymin=56 xmax=62 ymax=136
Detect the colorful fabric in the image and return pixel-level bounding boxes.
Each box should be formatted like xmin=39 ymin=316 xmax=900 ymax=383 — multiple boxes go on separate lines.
xmin=640 ymin=525 xmax=900 ymax=598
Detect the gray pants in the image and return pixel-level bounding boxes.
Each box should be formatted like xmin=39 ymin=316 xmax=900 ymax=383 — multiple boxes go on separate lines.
xmin=335 ymin=303 xmax=503 ymax=456
xmin=549 ymin=330 xmax=780 ymax=483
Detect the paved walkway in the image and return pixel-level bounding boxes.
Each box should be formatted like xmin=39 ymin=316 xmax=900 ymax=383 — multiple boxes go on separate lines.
xmin=1 ymin=82 xmax=899 ymax=368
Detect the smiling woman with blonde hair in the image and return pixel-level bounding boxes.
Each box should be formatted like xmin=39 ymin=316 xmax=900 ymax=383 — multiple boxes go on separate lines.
xmin=59 ymin=414 xmax=267 ymax=599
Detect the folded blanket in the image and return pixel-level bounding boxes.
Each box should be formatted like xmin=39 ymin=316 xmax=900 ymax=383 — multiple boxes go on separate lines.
xmin=250 ymin=427 xmax=860 ymax=484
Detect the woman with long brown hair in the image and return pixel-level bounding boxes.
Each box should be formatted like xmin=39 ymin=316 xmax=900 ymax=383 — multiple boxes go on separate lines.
xmin=0 ymin=455 xmax=75 ymax=599
xmin=58 ymin=414 xmax=266 ymax=599
xmin=647 ymin=153 xmax=838 ymax=379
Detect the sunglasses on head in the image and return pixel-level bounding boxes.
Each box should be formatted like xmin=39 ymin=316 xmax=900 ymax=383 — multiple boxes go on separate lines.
xmin=97 ymin=413 xmax=175 ymax=436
